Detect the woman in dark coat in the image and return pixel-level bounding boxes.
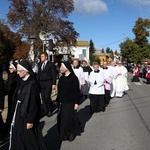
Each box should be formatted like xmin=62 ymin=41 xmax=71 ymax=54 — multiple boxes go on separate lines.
xmin=0 ymin=74 xmax=6 ymax=140
xmin=131 ymin=63 xmax=140 ymax=82
xmin=9 ymin=59 xmax=47 ymax=150
xmin=57 ymin=61 xmax=83 ymax=142
xmin=6 ymin=62 xmax=20 ymax=130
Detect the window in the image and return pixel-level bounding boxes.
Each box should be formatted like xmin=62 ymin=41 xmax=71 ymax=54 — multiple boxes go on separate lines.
xmin=82 ymin=49 xmax=86 ymax=57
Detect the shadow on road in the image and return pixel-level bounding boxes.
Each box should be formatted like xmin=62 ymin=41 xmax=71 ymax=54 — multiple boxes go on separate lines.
xmin=44 ymin=123 xmax=62 ymax=150
xmin=77 ymin=105 xmax=92 ymax=130
xmin=143 ymin=80 xmax=148 ymax=84
xmin=43 ymin=105 xmax=92 ymax=150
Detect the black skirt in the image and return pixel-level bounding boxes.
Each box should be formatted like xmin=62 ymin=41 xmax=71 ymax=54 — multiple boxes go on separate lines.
xmin=89 ymin=94 xmax=105 ymax=113
xmin=57 ymin=103 xmax=83 ymax=141
xmin=81 ymin=80 xmax=89 ymax=95
xmin=131 ymin=76 xmax=140 ymax=82
xmin=147 ymin=78 xmax=150 ymax=84
xmin=9 ymin=104 xmax=47 ymax=150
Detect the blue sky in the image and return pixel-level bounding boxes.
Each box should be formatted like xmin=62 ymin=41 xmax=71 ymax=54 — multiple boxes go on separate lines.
xmin=0 ymin=0 xmax=150 ymax=51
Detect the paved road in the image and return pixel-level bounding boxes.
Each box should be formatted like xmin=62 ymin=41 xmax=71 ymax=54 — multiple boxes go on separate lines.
xmin=1 ymin=73 xmax=150 ymax=150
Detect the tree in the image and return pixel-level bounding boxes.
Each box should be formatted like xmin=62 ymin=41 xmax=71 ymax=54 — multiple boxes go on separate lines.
xmin=120 ymin=38 xmax=140 ymax=63
xmin=120 ymin=17 xmax=150 ymax=63
xmin=0 ymin=19 xmax=30 ymax=62
xmin=132 ymin=17 xmax=150 ymax=48
xmin=89 ymin=39 xmax=99 ymax=63
xmin=0 ymin=20 xmax=16 ymax=63
xmin=89 ymin=39 xmax=95 ymax=53
xmin=13 ymin=41 xmax=30 ymax=60
xmin=114 ymin=50 xmax=119 ymax=55
xmin=109 ymin=50 xmax=114 ymax=60
xmin=101 ymin=48 xmax=105 ymax=53
xmin=132 ymin=17 xmax=150 ymax=60
xmin=106 ymin=47 xmax=111 ymax=53
xmin=7 ymin=0 xmax=79 ymax=51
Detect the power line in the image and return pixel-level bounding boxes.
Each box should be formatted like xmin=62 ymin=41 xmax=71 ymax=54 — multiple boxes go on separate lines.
xmin=100 ymin=36 xmax=134 ymax=47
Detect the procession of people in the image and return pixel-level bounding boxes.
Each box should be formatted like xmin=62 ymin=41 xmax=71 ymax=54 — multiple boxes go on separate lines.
xmin=0 ymin=54 xmax=131 ymax=149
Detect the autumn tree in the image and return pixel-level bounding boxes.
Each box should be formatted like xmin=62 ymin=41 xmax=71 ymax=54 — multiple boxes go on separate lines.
xmin=13 ymin=41 xmax=30 ymax=60
xmin=0 ymin=20 xmax=16 ymax=63
xmin=7 ymin=0 xmax=79 ymax=52
xmin=0 ymin=19 xmax=30 ymax=62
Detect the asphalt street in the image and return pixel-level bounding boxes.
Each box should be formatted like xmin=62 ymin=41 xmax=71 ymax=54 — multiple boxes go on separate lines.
xmin=1 ymin=73 xmax=150 ymax=150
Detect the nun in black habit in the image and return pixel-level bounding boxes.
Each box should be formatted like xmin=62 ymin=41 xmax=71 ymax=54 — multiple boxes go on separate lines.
xmin=57 ymin=61 xmax=83 ymax=142
xmin=9 ymin=59 xmax=47 ymax=150
xmin=6 ymin=62 xmax=20 ymax=130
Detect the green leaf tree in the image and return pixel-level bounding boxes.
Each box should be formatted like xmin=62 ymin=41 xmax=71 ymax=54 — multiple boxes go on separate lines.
xmin=120 ymin=38 xmax=140 ymax=63
xmin=89 ymin=39 xmax=95 ymax=53
xmin=106 ymin=47 xmax=111 ymax=53
xmin=120 ymin=17 xmax=150 ymax=63
xmin=89 ymin=39 xmax=99 ymax=64
xmin=101 ymin=48 xmax=105 ymax=53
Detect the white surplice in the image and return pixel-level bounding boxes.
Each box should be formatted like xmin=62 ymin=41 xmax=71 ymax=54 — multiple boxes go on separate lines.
xmin=89 ymin=70 xmax=105 ymax=95
xmin=72 ymin=66 xmax=85 ymax=89
xmin=102 ymin=67 xmax=113 ymax=91
xmin=109 ymin=66 xmax=118 ymax=97
xmin=115 ymin=65 xmax=129 ymax=97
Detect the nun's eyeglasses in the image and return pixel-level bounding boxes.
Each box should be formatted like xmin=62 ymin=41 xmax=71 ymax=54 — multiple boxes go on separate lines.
xmin=17 ymin=70 xmax=24 ymax=73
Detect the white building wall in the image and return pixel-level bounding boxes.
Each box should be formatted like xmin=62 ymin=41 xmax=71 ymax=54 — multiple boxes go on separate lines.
xmin=57 ymin=42 xmax=89 ymax=62
xmin=71 ymin=46 xmax=89 ymax=62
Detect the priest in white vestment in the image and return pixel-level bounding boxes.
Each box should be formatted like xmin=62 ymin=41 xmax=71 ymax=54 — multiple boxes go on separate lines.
xmin=110 ymin=61 xmax=117 ymax=98
xmin=115 ymin=61 xmax=129 ymax=97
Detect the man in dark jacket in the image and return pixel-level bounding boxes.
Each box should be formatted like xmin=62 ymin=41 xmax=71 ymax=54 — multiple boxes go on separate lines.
xmin=37 ymin=52 xmax=56 ymax=117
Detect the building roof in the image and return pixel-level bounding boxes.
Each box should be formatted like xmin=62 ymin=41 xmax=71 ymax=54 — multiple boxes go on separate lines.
xmin=94 ymin=50 xmax=102 ymax=55
xmin=76 ymin=41 xmax=89 ymax=46
xmin=57 ymin=40 xmax=89 ymax=47
xmin=142 ymin=58 xmax=150 ymax=62
xmin=94 ymin=50 xmax=112 ymax=56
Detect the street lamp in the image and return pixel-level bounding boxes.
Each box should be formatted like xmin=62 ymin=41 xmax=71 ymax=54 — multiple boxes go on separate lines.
xmin=28 ymin=37 xmax=36 ymax=62
xmin=39 ymin=31 xmax=57 ymax=61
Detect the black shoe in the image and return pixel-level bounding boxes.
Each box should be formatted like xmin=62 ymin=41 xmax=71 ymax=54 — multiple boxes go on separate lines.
xmin=69 ymin=133 xmax=76 ymax=142
xmin=102 ymin=107 xmax=106 ymax=112
xmin=47 ymin=111 xmax=52 ymax=117
xmin=105 ymin=103 xmax=109 ymax=107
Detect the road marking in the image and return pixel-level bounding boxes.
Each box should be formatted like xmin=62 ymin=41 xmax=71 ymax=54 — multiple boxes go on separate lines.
xmin=134 ymin=82 xmax=143 ymax=85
